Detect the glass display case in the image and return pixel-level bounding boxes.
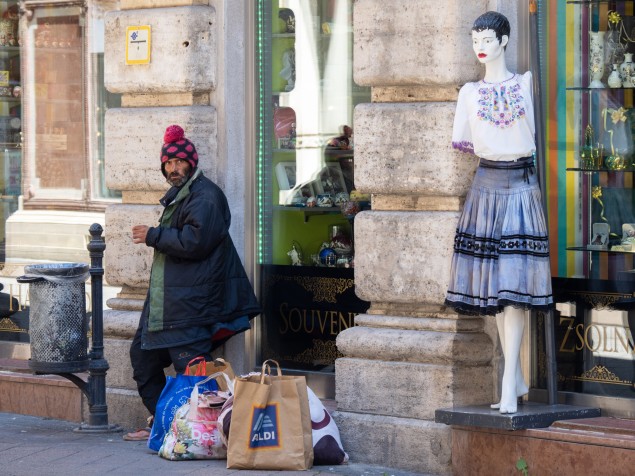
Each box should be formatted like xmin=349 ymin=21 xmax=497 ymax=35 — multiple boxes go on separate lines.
xmin=256 ymin=0 xmax=371 ymax=375
xmin=535 ymin=1 xmax=635 ymax=416
xmin=0 ymin=0 xmax=20 ymax=262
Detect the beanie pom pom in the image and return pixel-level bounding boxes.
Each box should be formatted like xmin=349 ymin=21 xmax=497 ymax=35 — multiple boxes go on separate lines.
xmin=164 ymin=125 xmax=184 ymax=143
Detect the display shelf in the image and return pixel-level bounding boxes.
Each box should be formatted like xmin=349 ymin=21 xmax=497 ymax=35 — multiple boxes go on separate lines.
xmin=274 ymin=205 xmax=343 ymax=223
xmin=566 ymin=167 xmax=635 ymax=172
xmin=0 ymin=46 xmax=19 ymax=58
xmin=566 ymin=1 xmax=630 ymax=4
xmin=324 ymin=148 xmax=353 ymax=158
xmin=566 ymin=246 xmax=635 ymax=254
xmin=566 ymin=86 xmax=635 ymax=91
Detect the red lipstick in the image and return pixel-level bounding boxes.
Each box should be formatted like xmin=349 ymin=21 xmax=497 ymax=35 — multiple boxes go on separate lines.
xmin=478 ymin=53 xmax=487 ymax=58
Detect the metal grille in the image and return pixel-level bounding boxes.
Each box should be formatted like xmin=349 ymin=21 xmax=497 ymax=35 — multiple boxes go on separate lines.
xmin=29 ymin=280 xmax=88 ymax=368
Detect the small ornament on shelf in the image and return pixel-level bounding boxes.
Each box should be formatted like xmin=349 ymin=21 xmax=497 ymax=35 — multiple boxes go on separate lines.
xmin=278 ymin=8 xmax=295 ymax=33
xmin=588 ymin=222 xmax=610 ymax=251
xmin=608 ymin=64 xmax=622 ymax=88
xmin=589 ymin=31 xmax=605 ymax=88
xmin=318 ymin=242 xmax=337 ymax=267
xmin=602 ymin=106 xmax=629 ymax=168
xmin=591 ymin=143 xmax=605 ymax=169
xmin=611 ymin=223 xmax=635 ymax=252
xmin=591 ymin=186 xmax=619 ymax=240
xmin=606 ymin=11 xmax=626 ymax=70
xmin=580 ymin=124 xmax=595 ymax=169
xmin=620 ymin=52 xmax=634 ymax=87
xmin=287 ymin=241 xmax=303 ymax=266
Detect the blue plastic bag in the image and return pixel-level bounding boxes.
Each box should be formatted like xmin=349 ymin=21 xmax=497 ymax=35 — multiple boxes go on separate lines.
xmin=148 ymin=373 xmax=218 ymax=451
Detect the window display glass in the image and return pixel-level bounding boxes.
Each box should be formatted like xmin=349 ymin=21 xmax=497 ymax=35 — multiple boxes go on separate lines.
xmin=0 ymin=0 xmax=20 ymax=263
xmin=536 ymin=1 xmax=635 ymax=416
xmin=256 ymin=0 xmax=371 ymax=374
xmin=0 ymin=0 xmax=121 ymax=345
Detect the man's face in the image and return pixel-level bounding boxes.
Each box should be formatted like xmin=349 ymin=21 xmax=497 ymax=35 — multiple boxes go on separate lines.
xmin=164 ymin=158 xmax=192 ymax=187
xmin=472 ymin=29 xmax=507 ymax=64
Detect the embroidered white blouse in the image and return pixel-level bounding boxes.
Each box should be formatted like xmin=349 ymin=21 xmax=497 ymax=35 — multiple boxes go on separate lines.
xmin=452 ymin=71 xmax=536 ymax=161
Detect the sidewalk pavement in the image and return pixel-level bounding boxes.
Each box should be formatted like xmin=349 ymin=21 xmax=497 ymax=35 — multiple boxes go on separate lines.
xmin=0 ymin=412 xmax=431 ymax=476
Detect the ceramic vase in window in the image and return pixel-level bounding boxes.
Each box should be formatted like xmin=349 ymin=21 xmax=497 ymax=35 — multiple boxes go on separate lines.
xmin=608 ymin=64 xmax=622 ymax=88
xmin=589 ymin=31 xmax=605 ymax=88
xmin=621 ymin=53 xmax=634 ymax=87
xmin=604 ymin=29 xmax=626 ymax=74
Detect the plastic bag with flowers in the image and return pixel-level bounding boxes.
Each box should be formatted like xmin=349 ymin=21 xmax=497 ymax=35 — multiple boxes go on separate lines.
xmin=158 ymin=373 xmax=233 ymax=461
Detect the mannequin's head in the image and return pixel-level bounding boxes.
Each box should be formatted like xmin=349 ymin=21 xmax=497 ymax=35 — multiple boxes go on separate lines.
xmin=472 ymin=11 xmax=510 ymax=47
xmin=472 ymin=11 xmax=510 ymax=64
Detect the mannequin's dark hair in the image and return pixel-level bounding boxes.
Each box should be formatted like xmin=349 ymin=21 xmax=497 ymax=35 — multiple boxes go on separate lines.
xmin=472 ymin=11 xmax=510 ymax=45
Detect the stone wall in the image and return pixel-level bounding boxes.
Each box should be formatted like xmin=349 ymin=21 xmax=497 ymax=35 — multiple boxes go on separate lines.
xmin=333 ymin=0 xmax=521 ymax=473
xmin=100 ymin=2 xmax=523 ymax=472
xmin=101 ymin=0 xmax=251 ymax=429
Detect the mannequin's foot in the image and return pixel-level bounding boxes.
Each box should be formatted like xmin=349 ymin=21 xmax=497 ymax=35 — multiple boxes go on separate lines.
xmin=499 ymin=400 xmax=518 ymax=414
xmin=490 ymin=380 xmax=529 ymax=409
xmin=490 ymin=397 xmax=519 ymax=410
xmin=498 ymin=370 xmax=520 ymax=414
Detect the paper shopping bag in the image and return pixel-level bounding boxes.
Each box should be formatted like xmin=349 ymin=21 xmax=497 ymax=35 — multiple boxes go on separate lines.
xmin=185 ymin=357 xmax=235 ymax=392
xmin=226 ymin=360 xmax=313 ymax=470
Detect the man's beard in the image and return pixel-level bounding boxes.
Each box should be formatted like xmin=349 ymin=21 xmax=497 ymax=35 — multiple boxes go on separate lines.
xmin=167 ymin=173 xmax=188 ymax=187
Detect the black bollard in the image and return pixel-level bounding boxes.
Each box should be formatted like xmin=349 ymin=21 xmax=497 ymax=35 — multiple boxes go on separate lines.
xmin=75 ymin=223 xmax=121 ymax=433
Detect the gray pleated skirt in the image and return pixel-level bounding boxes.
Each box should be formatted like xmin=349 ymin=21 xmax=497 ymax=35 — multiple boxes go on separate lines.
xmin=444 ymin=157 xmax=554 ymax=316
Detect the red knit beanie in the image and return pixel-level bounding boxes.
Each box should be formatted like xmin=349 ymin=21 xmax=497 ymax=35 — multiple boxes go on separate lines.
xmin=160 ymin=125 xmax=199 ymax=176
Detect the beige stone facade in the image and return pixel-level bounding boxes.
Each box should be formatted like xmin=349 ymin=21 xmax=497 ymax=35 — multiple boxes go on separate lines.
xmin=332 ymin=0 xmax=521 ymax=473
xmin=101 ymin=0 xmax=521 ymax=473
xmin=101 ymin=0 xmax=251 ymax=430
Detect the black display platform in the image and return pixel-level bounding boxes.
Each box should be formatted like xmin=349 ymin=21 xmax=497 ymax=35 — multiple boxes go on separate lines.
xmin=435 ymin=402 xmax=601 ymax=431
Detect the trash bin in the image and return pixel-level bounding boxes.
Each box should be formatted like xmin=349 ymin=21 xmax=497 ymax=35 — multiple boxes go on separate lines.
xmin=18 ymin=263 xmax=90 ymax=373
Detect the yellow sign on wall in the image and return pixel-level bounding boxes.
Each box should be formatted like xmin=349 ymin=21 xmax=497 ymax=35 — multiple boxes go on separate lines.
xmin=125 ymin=25 xmax=151 ymax=65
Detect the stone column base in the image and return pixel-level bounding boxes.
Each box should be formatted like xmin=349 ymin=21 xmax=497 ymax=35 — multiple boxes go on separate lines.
xmin=333 ymin=411 xmax=452 ymax=475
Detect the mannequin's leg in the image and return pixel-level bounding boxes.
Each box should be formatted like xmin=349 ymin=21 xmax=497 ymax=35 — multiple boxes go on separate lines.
xmin=490 ymin=312 xmax=529 ymax=409
xmin=499 ymin=306 xmax=526 ymax=414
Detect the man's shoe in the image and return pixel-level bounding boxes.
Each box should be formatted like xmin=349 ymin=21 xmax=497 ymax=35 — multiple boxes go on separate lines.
xmin=123 ymin=416 xmax=153 ymax=441
xmin=122 ymin=427 xmax=151 ymax=441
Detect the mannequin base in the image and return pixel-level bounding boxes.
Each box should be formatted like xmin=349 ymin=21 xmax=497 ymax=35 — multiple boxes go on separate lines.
xmin=435 ymin=401 xmax=600 ymax=431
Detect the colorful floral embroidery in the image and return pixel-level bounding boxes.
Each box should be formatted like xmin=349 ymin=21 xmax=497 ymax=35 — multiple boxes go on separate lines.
xmin=452 ymin=141 xmax=474 ymax=153
xmin=477 ymin=79 xmax=526 ymax=129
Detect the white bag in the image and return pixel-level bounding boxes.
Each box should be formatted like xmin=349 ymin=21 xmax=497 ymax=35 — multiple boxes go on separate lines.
xmin=307 ymin=387 xmax=349 ymax=465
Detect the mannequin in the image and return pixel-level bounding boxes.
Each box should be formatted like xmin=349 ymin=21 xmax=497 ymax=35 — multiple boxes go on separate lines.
xmin=444 ymin=12 xmax=553 ymax=414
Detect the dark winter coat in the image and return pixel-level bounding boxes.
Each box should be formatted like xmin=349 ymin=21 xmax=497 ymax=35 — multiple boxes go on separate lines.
xmin=143 ymin=168 xmax=260 ymax=332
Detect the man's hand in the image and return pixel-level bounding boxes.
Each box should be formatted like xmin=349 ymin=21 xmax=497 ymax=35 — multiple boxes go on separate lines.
xmin=132 ymin=225 xmax=149 ymax=244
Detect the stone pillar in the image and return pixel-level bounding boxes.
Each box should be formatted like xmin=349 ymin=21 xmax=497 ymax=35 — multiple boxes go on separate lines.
xmin=334 ymin=1 xmax=517 ymax=473
xmin=101 ymin=0 xmax=250 ymax=427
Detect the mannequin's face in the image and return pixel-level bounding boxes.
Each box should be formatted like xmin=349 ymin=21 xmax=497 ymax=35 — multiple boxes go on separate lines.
xmin=472 ymin=29 xmax=508 ymax=64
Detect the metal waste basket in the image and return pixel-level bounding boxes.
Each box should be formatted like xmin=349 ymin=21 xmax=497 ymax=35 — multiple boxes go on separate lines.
xmin=18 ymin=263 xmax=90 ymax=373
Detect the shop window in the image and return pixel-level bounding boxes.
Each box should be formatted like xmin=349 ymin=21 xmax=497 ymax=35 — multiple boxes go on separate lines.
xmin=536 ymin=1 xmax=635 ymax=416
xmin=0 ymin=0 xmax=21 ymax=263
xmin=0 ymin=0 xmax=121 ymax=345
xmin=20 ymin=0 xmax=121 ymax=206
xmin=255 ymin=1 xmax=370 ymax=377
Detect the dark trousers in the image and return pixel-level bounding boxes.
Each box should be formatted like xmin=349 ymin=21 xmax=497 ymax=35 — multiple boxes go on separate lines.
xmin=129 ymin=325 xmax=213 ymax=416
